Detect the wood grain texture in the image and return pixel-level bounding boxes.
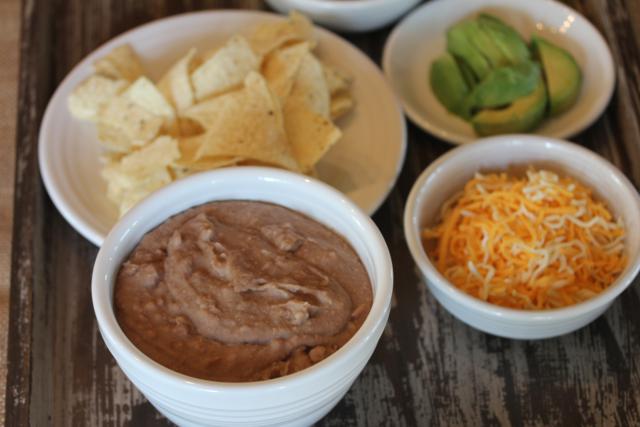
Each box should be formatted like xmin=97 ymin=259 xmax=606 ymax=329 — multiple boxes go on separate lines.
xmin=6 ymin=0 xmax=640 ymax=425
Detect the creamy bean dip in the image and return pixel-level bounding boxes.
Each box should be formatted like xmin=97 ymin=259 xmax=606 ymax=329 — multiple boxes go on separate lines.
xmin=114 ymin=200 xmax=372 ymax=382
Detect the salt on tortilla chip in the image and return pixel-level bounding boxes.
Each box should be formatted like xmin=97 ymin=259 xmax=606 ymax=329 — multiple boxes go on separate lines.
xmin=98 ymin=95 xmax=164 ymax=146
xmin=322 ymin=63 xmax=351 ymax=96
xmin=249 ymin=11 xmax=315 ymax=58
xmin=94 ymin=44 xmax=145 ymax=82
xmin=330 ymin=93 xmax=355 ymax=120
xmin=293 ymin=53 xmax=330 ymax=117
xmin=67 ymin=75 xmax=128 ymax=121
xmin=123 ymin=76 xmax=175 ymax=119
xmin=183 ymin=71 xmax=299 ymax=171
xmin=158 ymin=48 xmax=198 ymax=111
xmin=190 ymin=36 xmax=259 ymax=101
xmin=262 ymin=42 xmax=311 ymax=104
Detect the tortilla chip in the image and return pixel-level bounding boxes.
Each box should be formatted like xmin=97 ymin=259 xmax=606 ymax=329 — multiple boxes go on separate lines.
xmin=158 ymin=48 xmax=198 ymax=111
xmin=98 ymin=96 xmax=164 ymax=146
xmin=293 ymin=52 xmax=330 ymax=117
xmin=283 ymin=103 xmax=341 ymax=173
xmin=119 ymin=135 xmax=180 ymax=175
xmin=97 ymin=123 xmax=134 ymax=152
xmin=249 ymin=11 xmax=315 ymax=57
xmin=183 ymin=72 xmax=299 ymax=171
xmin=283 ymin=55 xmax=341 ymax=172
xmin=94 ymin=44 xmax=145 ymax=82
xmin=67 ymin=75 xmax=128 ymax=121
xmin=102 ymin=136 xmax=180 ymax=215
xmin=322 ymin=63 xmax=351 ymax=96
xmin=190 ymin=36 xmax=260 ymax=101
xmin=330 ymin=93 xmax=355 ymax=120
xmin=123 ymin=76 xmax=175 ymax=119
xmin=116 ymin=169 xmax=173 ymax=216
xmin=262 ymin=42 xmax=311 ymax=104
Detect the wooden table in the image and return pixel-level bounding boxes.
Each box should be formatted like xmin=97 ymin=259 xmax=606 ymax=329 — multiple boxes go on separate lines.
xmin=7 ymin=0 xmax=640 ymax=425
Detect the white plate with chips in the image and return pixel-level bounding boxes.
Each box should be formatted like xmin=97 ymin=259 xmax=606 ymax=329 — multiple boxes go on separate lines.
xmin=39 ymin=10 xmax=406 ymax=246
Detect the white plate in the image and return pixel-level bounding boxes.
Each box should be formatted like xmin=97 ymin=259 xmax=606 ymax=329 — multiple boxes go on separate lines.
xmin=39 ymin=10 xmax=406 ymax=246
xmin=382 ymin=0 xmax=615 ymax=145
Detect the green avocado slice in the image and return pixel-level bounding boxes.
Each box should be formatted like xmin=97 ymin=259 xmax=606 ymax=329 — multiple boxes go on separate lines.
xmin=430 ymin=53 xmax=470 ymax=114
xmin=459 ymin=60 xmax=541 ymax=119
xmin=478 ymin=13 xmax=531 ymax=65
xmin=459 ymin=20 xmax=510 ymax=68
xmin=531 ymin=35 xmax=582 ymax=116
xmin=471 ymin=78 xmax=548 ymax=136
xmin=446 ymin=24 xmax=491 ymax=80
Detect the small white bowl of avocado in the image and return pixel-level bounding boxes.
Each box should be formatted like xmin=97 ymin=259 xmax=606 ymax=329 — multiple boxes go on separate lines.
xmin=383 ymin=0 xmax=615 ymax=144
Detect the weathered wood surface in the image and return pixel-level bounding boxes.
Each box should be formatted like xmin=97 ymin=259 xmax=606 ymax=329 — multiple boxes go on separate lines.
xmin=6 ymin=0 xmax=640 ymax=425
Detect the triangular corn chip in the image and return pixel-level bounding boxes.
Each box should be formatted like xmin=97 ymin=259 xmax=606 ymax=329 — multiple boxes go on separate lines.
xmin=102 ymin=136 xmax=180 ymax=215
xmin=293 ymin=52 xmax=330 ymax=117
xmin=94 ymin=44 xmax=145 ymax=82
xmin=249 ymin=11 xmax=315 ymax=58
xmin=98 ymin=96 xmax=164 ymax=146
xmin=183 ymin=72 xmax=299 ymax=171
xmin=283 ymin=55 xmax=341 ymax=172
xmin=262 ymin=42 xmax=311 ymax=104
xmin=330 ymin=93 xmax=355 ymax=120
xmin=158 ymin=48 xmax=199 ymax=111
xmin=322 ymin=63 xmax=351 ymax=96
xmin=123 ymin=76 xmax=175 ymax=119
xmin=190 ymin=36 xmax=259 ymax=101
xmin=67 ymin=75 xmax=128 ymax=121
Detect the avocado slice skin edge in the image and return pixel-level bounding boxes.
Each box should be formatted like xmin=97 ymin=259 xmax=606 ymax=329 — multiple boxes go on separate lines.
xmin=531 ymin=35 xmax=582 ymax=117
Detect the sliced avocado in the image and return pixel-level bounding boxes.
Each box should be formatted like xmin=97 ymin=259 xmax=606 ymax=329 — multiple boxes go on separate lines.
xmin=447 ymin=24 xmax=491 ymax=80
xmin=459 ymin=60 xmax=541 ymax=118
xmin=459 ymin=20 xmax=510 ymax=68
xmin=455 ymin=56 xmax=478 ymax=87
xmin=430 ymin=53 xmax=470 ymax=114
xmin=471 ymin=78 xmax=547 ymax=136
xmin=478 ymin=13 xmax=530 ymax=65
xmin=531 ymin=35 xmax=582 ymax=116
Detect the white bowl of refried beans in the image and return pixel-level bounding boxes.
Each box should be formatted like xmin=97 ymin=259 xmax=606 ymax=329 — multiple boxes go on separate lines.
xmin=92 ymin=166 xmax=392 ymax=426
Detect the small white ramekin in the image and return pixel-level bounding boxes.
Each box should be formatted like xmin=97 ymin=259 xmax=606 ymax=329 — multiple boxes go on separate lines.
xmin=404 ymin=135 xmax=640 ymax=339
xmin=266 ymin=0 xmax=421 ymax=32
xmin=92 ymin=167 xmax=393 ymax=426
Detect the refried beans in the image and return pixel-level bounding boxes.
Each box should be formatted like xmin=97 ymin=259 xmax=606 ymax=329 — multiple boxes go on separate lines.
xmin=114 ymin=200 xmax=373 ymax=382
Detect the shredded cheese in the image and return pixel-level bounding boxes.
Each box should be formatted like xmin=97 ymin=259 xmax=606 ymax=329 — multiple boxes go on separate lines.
xmin=422 ymin=169 xmax=627 ymax=310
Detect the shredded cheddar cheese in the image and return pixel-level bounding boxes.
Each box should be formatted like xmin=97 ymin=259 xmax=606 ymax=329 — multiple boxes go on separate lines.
xmin=422 ymin=169 xmax=627 ymax=309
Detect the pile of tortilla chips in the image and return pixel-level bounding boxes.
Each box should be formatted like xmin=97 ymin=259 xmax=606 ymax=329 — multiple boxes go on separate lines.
xmin=67 ymin=12 xmax=354 ymax=216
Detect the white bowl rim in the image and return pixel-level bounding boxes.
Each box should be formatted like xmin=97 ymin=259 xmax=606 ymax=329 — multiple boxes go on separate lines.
xmin=92 ymin=166 xmax=393 ymax=393
xmin=404 ymin=134 xmax=640 ymax=322
xmin=382 ymin=0 xmax=616 ymax=145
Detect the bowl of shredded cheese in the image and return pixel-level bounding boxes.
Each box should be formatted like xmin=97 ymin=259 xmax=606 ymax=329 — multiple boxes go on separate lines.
xmin=404 ymin=135 xmax=640 ymax=339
